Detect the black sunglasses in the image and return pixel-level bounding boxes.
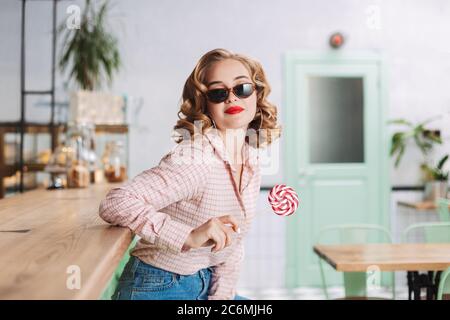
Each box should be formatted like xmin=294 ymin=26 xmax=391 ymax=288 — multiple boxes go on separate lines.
xmin=205 ymin=83 xmax=256 ymax=103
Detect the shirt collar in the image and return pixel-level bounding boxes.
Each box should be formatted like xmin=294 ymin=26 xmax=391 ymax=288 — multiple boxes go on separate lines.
xmin=204 ymin=128 xmax=259 ymax=173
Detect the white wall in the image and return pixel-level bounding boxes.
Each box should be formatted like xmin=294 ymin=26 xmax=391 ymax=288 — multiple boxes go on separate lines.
xmin=1 ymin=0 xmax=450 ymax=186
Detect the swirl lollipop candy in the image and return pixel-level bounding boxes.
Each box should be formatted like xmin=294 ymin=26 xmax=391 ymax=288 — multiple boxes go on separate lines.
xmin=268 ymin=184 xmax=299 ymax=216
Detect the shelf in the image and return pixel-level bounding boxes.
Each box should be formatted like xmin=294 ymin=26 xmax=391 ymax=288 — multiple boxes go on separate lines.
xmin=397 ymin=200 xmax=450 ymax=210
xmin=1 ymin=122 xmax=129 ymax=199
xmin=22 ymin=90 xmax=53 ymax=95
xmin=0 ymin=122 xmax=61 ymax=134
xmin=1 ymin=163 xmax=46 ymax=177
xmin=95 ymin=124 xmax=129 ymax=134
xmin=0 ymin=122 xmax=128 ymax=134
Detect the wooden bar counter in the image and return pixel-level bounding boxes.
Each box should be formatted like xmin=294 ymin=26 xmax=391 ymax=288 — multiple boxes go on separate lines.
xmin=0 ymin=183 xmax=132 ymax=299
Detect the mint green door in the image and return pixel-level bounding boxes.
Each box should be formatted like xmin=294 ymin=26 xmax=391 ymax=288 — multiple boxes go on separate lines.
xmin=284 ymin=52 xmax=390 ymax=287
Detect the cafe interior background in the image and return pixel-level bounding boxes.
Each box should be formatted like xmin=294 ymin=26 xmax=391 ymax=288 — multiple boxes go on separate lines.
xmin=0 ymin=0 xmax=449 ymax=300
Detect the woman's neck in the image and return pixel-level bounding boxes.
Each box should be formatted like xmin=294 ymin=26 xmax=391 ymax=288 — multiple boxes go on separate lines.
xmin=218 ymin=128 xmax=246 ymax=166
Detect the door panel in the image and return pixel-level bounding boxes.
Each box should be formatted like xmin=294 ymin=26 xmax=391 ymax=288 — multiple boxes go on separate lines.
xmin=284 ymin=53 xmax=389 ymax=287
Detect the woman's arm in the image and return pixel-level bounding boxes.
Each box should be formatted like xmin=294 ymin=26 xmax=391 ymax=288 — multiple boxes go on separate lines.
xmin=207 ymin=238 xmax=244 ymax=300
xmin=99 ymin=143 xmax=210 ymax=253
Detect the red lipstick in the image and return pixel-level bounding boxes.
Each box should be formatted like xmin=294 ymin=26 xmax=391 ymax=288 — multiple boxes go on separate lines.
xmin=225 ymin=106 xmax=244 ymax=114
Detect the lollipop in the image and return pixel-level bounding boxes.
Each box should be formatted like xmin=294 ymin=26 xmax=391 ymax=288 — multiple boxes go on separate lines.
xmin=268 ymin=184 xmax=299 ymax=216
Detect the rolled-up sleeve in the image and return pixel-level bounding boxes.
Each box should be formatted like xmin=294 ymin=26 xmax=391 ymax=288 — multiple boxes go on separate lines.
xmin=207 ymin=238 xmax=244 ymax=300
xmin=99 ymin=142 xmax=210 ymax=253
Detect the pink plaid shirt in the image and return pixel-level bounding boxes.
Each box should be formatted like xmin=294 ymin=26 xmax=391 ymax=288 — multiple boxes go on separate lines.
xmin=99 ymin=129 xmax=261 ymax=300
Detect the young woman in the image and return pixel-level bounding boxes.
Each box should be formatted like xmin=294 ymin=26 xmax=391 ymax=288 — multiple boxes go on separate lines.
xmin=99 ymin=48 xmax=281 ymax=300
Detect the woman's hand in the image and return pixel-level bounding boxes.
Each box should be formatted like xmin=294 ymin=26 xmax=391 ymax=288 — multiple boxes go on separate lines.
xmin=182 ymin=215 xmax=240 ymax=253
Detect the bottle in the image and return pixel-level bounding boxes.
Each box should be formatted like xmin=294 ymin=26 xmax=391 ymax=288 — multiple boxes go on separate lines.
xmin=84 ymin=123 xmax=97 ymax=183
xmin=45 ymin=138 xmax=75 ymax=189
xmin=103 ymin=141 xmax=127 ymax=183
xmin=66 ymin=123 xmax=90 ymax=188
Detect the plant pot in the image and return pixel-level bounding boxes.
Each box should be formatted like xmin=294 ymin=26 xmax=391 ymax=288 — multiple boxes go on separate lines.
xmin=423 ymin=180 xmax=449 ymax=201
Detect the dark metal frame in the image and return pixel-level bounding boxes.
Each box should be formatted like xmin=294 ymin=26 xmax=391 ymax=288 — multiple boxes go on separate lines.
xmin=407 ymin=271 xmax=442 ymax=300
xmin=18 ymin=0 xmax=60 ymax=193
xmin=1 ymin=1 xmax=130 ymax=198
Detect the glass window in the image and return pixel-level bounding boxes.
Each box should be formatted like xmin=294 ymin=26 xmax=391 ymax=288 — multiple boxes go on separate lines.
xmin=308 ymin=76 xmax=364 ymax=163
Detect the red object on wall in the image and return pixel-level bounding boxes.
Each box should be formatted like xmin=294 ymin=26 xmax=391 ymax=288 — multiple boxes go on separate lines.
xmin=330 ymin=32 xmax=344 ymax=49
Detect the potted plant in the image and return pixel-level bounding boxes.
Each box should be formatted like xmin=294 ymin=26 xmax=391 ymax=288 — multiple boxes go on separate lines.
xmin=389 ymin=118 xmax=442 ymax=169
xmin=58 ymin=0 xmax=120 ymax=91
xmin=58 ymin=0 xmax=124 ymax=124
xmin=421 ymin=155 xmax=449 ymax=201
xmin=389 ymin=117 xmax=443 ymax=183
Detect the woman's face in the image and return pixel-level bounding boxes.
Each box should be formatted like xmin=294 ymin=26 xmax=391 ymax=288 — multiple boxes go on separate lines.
xmin=205 ymin=59 xmax=257 ymax=132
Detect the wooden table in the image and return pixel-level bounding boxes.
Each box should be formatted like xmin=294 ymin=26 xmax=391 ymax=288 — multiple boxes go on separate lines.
xmin=0 ymin=183 xmax=132 ymax=299
xmin=397 ymin=201 xmax=450 ymax=211
xmin=314 ymin=244 xmax=450 ymax=300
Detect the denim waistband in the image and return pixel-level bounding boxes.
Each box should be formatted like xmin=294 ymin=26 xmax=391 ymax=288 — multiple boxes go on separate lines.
xmin=128 ymin=256 xmax=213 ymax=279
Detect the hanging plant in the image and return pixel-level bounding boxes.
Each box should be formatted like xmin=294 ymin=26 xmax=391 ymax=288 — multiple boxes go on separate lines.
xmin=58 ymin=0 xmax=121 ymax=91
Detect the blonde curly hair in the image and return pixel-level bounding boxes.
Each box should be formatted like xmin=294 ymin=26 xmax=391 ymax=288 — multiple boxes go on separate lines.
xmin=173 ymin=48 xmax=281 ymax=148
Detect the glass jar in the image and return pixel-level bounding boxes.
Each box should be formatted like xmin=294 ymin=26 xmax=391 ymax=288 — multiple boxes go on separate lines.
xmin=66 ymin=122 xmax=90 ymax=188
xmin=83 ymin=123 xmax=98 ymax=183
xmin=45 ymin=139 xmax=75 ymax=189
xmin=103 ymin=141 xmax=127 ymax=183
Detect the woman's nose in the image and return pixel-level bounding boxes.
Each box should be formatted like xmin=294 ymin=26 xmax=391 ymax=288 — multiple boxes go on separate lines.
xmin=226 ymin=91 xmax=239 ymax=104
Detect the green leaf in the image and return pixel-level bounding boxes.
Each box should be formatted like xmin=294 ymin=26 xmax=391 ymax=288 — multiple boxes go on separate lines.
xmin=437 ymin=154 xmax=449 ymax=170
xmin=394 ymin=144 xmax=405 ymax=168
xmin=390 ymin=132 xmax=404 ymax=156
xmin=388 ymin=119 xmax=413 ymax=127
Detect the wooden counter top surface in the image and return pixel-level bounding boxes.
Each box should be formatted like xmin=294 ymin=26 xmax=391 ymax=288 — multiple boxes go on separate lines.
xmin=0 ymin=183 xmax=132 ymax=299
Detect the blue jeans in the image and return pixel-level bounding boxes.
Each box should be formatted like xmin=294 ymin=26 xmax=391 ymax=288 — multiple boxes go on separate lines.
xmin=113 ymin=256 xmax=249 ymax=300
